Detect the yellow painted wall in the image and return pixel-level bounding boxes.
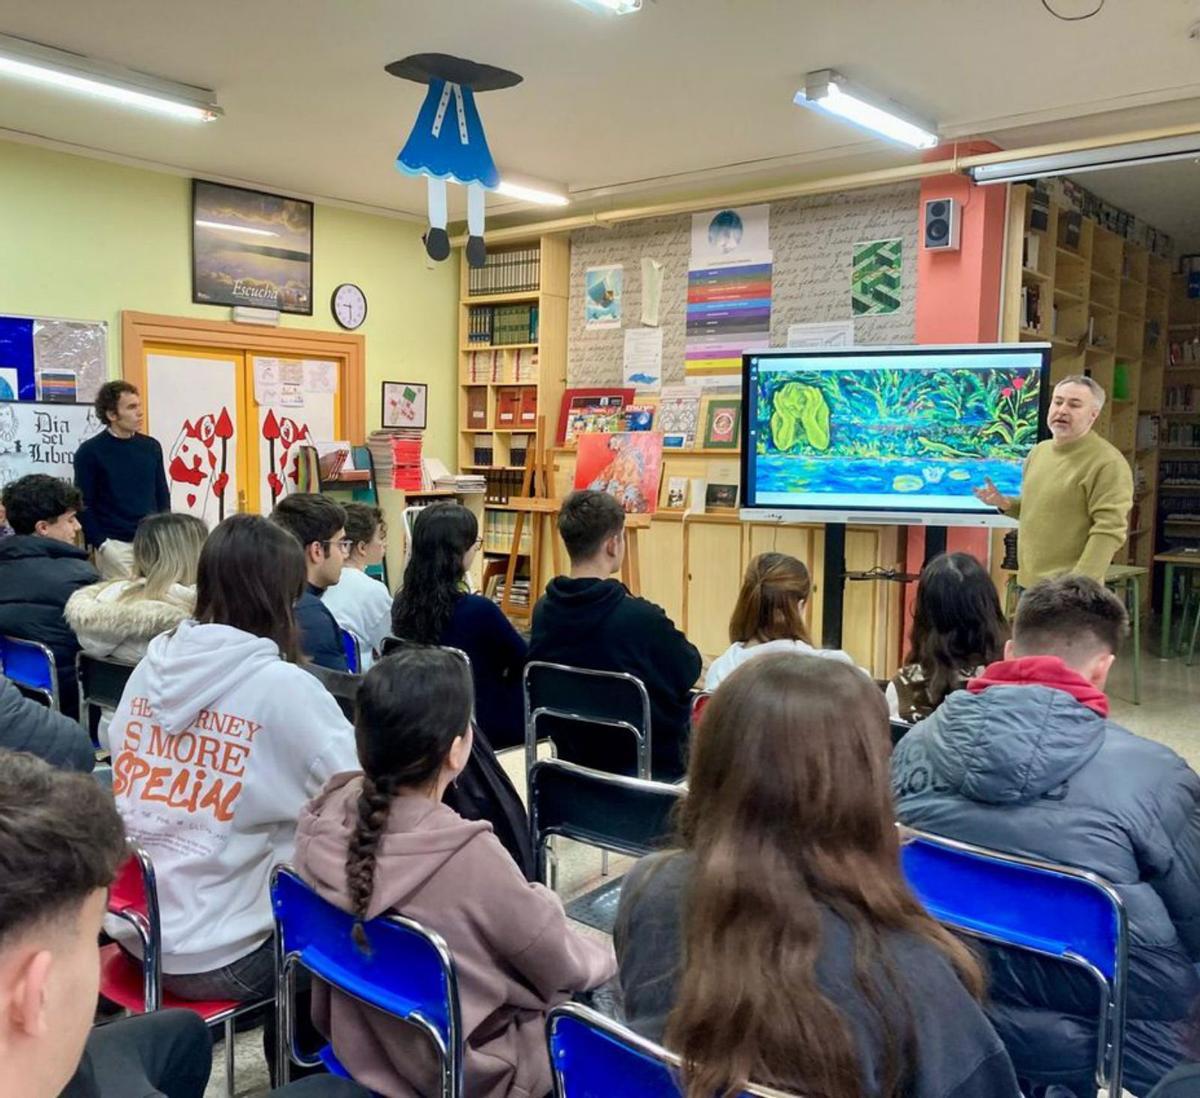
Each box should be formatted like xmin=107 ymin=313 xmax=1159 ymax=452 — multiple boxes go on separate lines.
xmin=0 ymin=139 xmax=460 ymax=463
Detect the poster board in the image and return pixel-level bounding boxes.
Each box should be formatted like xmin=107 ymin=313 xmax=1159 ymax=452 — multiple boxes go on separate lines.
xmin=0 ymin=401 xmax=104 ymax=490
xmin=0 ymin=315 xmax=107 ymax=403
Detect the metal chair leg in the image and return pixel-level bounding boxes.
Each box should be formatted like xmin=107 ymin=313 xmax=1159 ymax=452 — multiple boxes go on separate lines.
xmin=1188 ymin=594 xmax=1200 ymax=667
xmin=601 ymin=850 xmax=610 ymax=877
xmin=224 ymin=1017 xmax=235 ymax=1097
xmin=1130 ymin=577 xmax=1141 ymax=705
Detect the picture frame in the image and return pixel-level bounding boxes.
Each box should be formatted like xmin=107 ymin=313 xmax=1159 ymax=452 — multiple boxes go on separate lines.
xmin=192 ymin=179 xmax=314 ymax=315
xmin=702 ymin=397 xmax=742 ymax=450
xmin=556 ymin=387 xmax=635 ymax=445
xmin=382 ymin=381 xmax=428 ymax=430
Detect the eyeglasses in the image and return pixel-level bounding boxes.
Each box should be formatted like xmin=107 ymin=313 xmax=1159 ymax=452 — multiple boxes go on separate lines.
xmin=320 ymin=538 xmax=353 ymax=554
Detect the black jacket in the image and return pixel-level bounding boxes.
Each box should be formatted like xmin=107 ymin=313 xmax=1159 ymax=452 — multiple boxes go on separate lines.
xmin=528 ymin=577 xmax=701 ymax=780
xmin=0 ymin=672 xmax=94 ymax=771
xmin=0 ymin=535 xmax=98 ymax=713
xmin=892 ymin=675 xmax=1200 ymax=1097
xmin=296 ymin=585 xmax=349 ymax=672
xmin=614 ymin=852 xmax=1019 ymax=1098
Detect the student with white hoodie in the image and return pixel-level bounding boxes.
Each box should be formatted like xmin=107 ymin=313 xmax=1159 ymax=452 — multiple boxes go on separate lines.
xmin=704 ymin=553 xmax=858 ymax=691
xmin=106 ymin=513 xmax=358 ymax=1001
xmin=295 ymin=646 xmax=615 ymax=1098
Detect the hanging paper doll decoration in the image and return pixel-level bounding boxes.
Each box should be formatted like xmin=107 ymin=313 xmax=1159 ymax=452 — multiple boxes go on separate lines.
xmin=387 ymin=53 xmax=523 ymax=268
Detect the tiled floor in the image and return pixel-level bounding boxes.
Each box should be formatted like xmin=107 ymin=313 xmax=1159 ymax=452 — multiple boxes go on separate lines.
xmin=205 ymin=638 xmax=1199 ymax=1095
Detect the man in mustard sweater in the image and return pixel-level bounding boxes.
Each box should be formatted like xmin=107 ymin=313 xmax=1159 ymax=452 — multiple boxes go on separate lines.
xmin=975 ymin=375 xmax=1132 ymax=587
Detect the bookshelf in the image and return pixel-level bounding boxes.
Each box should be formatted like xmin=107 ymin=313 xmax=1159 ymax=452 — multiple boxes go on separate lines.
xmin=1007 ymin=188 xmax=1168 ymax=592
xmin=1158 ymin=271 xmax=1200 ymax=558
xmin=457 ymin=235 xmax=569 ymax=590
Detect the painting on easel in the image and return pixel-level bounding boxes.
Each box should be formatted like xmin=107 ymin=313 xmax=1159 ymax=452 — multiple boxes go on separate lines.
xmin=574 ymin=432 xmax=663 ymax=514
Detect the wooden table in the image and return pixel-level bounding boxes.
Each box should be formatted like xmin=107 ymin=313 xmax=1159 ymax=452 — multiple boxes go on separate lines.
xmin=1155 ymin=551 xmax=1200 ymax=659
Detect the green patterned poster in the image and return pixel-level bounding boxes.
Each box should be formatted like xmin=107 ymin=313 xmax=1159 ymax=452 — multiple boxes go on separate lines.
xmin=851 ymin=238 xmax=902 ymax=316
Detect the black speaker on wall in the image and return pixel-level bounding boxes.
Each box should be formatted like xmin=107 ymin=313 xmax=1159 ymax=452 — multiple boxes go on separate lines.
xmin=923 ymin=197 xmax=961 ymax=252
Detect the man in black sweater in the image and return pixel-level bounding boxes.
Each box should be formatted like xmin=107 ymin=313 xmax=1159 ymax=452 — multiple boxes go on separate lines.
xmin=73 ymin=381 xmax=170 ymax=578
xmin=271 ymin=493 xmax=351 ymax=672
xmin=529 ymin=490 xmax=701 ymax=780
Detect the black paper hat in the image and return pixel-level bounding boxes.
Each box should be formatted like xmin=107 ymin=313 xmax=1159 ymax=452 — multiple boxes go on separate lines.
xmin=385 ymin=53 xmax=522 ymax=92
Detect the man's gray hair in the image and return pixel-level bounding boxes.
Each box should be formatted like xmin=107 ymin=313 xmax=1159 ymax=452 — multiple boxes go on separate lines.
xmin=1056 ymin=374 xmax=1106 ymax=410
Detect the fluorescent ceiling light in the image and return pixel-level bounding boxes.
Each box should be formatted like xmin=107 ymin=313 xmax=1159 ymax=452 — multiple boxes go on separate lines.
xmin=970 ymin=134 xmax=1200 ymax=184
xmin=495 ymin=177 xmax=570 ymax=207
xmin=195 ymin=219 xmax=278 ymax=237
xmin=795 ymin=69 xmax=937 ymax=150
xmin=0 ymin=33 xmax=221 ymax=122
xmin=570 ymin=0 xmax=643 ymax=13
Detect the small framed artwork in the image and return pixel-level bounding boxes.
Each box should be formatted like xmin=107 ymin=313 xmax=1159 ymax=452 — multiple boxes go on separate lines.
xmin=382 ymin=381 xmax=428 ymax=429
xmin=192 ymin=180 xmax=314 ymax=315
xmin=702 ymin=398 xmax=742 ymax=450
xmin=662 ymin=432 xmax=687 ymax=449
xmin=556 ymin=387 xmax=635 ymax=445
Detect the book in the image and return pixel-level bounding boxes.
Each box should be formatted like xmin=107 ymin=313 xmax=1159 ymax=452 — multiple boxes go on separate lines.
xmin=518 ymin=386 xmax=538 ymax=426
xmin=660 ymin=474 xmax=688 ymax=510
xmin=703 ymin=398 xmax=742 ymax=450
xmin=473 ymin=433 xmax=494 ymax=466
xmin=496 ymin=387 xmax=520 ymax=427
xmin=705 ymin=459 xmax=739 ymax=510
xmin=466 ymin=387 xmax=487 ymax=428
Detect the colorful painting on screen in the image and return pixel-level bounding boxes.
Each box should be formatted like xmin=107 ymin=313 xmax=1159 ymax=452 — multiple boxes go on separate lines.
xmin=574 ymin=431 xmax=663 ymax=514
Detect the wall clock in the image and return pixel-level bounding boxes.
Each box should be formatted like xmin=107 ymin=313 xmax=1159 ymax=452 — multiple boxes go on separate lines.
xmin=331 ymin=283 xmax=367 ymax=330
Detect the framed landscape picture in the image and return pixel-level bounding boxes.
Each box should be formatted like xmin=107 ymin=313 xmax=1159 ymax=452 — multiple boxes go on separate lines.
xmin=192 ymin=180 xmax=314 ymax=315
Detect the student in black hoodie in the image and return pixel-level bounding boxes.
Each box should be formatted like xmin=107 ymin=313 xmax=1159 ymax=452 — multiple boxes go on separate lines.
xmin=528 ymin=490 xmax=701 ymax=780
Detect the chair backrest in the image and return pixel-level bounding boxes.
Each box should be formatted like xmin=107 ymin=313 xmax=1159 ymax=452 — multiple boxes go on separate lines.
xmin=524 ymin=661 xmax=652 ymax=780
xmin=303 ymin=663 xmax=363 ymax=721
xmin=77 ymin=652 xmax=137 ymax=732
xmin=106 ymin=841 xmax=163 ymax=1010
xmin=900 ymin=828 xmax=1127 ymax=1094
xmin=340 ymin=629 xmax=361 ymax=673
xmin=546 ymin=1002 xmax=798 ymax=1098
xmin=689 ymin=690 xmax=711 ymax=728
xmin=0 ymin=634 xmax=59 ymax=709
xmin=888 ymin=718 xmax=912 ymax=747
xmin=529 ymin=758 xmax=683 ymax=884
xmin=271 ymin=865 xmax=464 ymax=1098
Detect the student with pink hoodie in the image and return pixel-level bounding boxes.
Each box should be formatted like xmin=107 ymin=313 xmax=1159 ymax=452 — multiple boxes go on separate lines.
xmin=295 ymin=646 xmax=615 ymax=1098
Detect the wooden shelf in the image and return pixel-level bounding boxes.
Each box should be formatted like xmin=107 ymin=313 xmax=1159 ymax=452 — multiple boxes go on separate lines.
xmin=461 ymin=290 xmax=540 ymax=306
xmin=461 ymin=342 xmax=539 ymax=352
xmin=1054 ymin=287 xmax=1084 ymax=305
xmin=1022 ymin=267 xmax=1051 ymax=282
xmin=461 ymin=427 xmax=534 ymax=433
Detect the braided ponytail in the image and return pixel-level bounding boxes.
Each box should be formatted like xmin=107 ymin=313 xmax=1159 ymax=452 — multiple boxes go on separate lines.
xmin=343 ymin=646 xmax=475 ymax=953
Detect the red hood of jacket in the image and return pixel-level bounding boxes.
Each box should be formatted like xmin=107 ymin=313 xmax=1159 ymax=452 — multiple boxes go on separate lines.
xmin=966 ymin=655 xmax=1109 ymax=718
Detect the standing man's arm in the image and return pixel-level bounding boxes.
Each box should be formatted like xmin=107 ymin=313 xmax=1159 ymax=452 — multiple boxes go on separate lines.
xmin=152 ymin=438 xmax=171 ymax=513
xmin=72 ymin=442 xmax=105 ymax=548
xmin=1074 ymin=454 xmax=1134 ymax=582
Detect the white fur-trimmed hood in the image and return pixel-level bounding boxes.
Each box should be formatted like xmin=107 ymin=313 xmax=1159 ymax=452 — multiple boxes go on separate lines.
xmin=65 ymin=580 xmax=195 ymax=661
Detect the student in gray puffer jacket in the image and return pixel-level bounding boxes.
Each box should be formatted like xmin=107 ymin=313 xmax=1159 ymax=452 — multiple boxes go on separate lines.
xmin=892 ymin=575 xmax=1200 ymax=1098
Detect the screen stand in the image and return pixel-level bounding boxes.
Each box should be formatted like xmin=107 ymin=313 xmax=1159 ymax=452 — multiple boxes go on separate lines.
xmin=822 ymin=523 xmax=847 ymax=649
xmin=924 ymin=525 xmax=948 ymax=566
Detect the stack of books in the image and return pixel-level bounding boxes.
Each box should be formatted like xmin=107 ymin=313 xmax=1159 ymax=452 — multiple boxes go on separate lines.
xmin=468 ymin=350 xmax=502 ymax=382
xmin=466 ymin=246 xmax=541 ymax=296
xmin=513 ymin=348 xmax=539 ymax=382
xmin=366 ymin=430 xmax=399 ymax=484
xmin=485 ymin=574 xmax=532 ymax=610
xmin=434 ymin=473 xmax=486 ymax=494
xmin=389 ymin=432 xmax=424 ymax=492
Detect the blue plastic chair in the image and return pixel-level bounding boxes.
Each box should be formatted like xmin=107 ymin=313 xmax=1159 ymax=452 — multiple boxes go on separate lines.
xmin=0 ymin=633 xmax=60 ymax=709
xmin=270 ymin=864 xmax=464 ymax=1097
xmin=546 ymin=1003 xmax=798 ymax=1098
xmin=900 ymin=828 xmax=1128 ymax=1097
xmin=339 ymin=629 xmax=361 ymax=673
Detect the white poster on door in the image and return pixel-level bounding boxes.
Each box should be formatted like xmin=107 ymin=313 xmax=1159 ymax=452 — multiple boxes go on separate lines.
xmin=146 ymin=353 xmax=241 ymax=527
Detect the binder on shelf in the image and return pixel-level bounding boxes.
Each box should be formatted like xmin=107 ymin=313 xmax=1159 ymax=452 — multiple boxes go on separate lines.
xmin=466 ymin=387 xmax=488 ymax=428
xmin=519 ymin=387 xmax=538 ymax=426
xmin=495 ymin=387 xmax=520 ymax=427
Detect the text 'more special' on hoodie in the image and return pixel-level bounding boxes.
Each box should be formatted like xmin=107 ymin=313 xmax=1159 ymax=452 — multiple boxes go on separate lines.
xmin=296 ymin=774 xmax=616 ymax=1098
xmin=106 ymin=619 xmax=358 ymax=974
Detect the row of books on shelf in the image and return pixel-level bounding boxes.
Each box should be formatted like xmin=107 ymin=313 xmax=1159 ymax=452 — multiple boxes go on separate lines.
xmin=466 ymin=348 xmax=538 ymax=383
xmin=465 ymin=386 xmax=538 ymax=429
xmin=484 ymin=573 xmax=532 ymax=610
xmin=482 ymin=510 xmax=533 ymax=555
xmin=467 ymin=303 xmax=539 ymax=345
xmin=478 ymin=467 xmax=528 ymax=504
xmin=1164 ymin=421 xmax=1200 ymax=448
xmin=471 ymin=434 xmax=532 ymax=470
xmin=1164 ymin=385 xmax=1199 ymax=412
xmin=466 ymin=246 xmax=541 ymax=297
xmin=1170 ymin=340 xmax=1200 ymax=366
xmin=1161 ymin=460 xmax=1200 ymax=486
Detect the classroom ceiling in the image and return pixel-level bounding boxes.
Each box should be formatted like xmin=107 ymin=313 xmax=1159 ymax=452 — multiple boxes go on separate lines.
xmin=1 ymin=0 xmax=1200 ymax=233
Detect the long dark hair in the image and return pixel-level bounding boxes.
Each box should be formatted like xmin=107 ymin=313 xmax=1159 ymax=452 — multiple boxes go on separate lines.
xmin=728 ymin=552 xmax=813 ymax=645
xmin=391 ymin=502 xmax=477 ymax=643
xmin=345 ymin=647 xmax=474 ymax=949
xmin=906 ymin=552 xmax=1008 ymax=706
xmin=194 ymin=513 xmax=306 ymax=663
xmin=666 ymin=653 xmax=984 ymax=1098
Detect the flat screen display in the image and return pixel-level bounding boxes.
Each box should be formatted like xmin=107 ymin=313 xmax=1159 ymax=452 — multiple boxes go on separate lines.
xmin=741 ymin=344 xmax=1051 ymax=525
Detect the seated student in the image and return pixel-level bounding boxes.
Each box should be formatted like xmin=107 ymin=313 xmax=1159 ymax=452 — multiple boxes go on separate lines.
xmin=615 ymin=653 xmax=1018 ymax=1098
xmin=322 ymin=503 xmax=391 ymax=671
xmin=0 ymin=751 xmax=377 ymax=1098
xmin=887 ymin=551 xmax=1007 ymax=724
xmin=295 ymin=646 xmax=616 ymax=1098
xmin=529 ymin=490 xmax=701 ymax=780
xmin=106 ymin=513 xmax=358 ymax=1001
xmin=0 ymin=672 xmax=95 ymax=772
xmin=705 ymin=552 xmax=856 ymax=690
xmin=0 ymin=497 xmax=12 ymax=538
xmin=0 ymin=474 xmax=99 ymax=718
xmin=892 ymin=575 xmax=1200 ymax=1097
xmin=271 ymin=493 xmax=351 ymax=671
xmin=391 ymin=501 xmax=527 ymax=749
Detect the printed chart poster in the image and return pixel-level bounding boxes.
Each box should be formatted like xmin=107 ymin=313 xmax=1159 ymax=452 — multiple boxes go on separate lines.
xmin=851 ymin=239 xmax=902 ymax=316
xmin=685 ymin=256 xmax=773 ymax=383
xmin=574 ymin=431 xmax=663 ymax=514
xmin=584 ymin=265 xmax=623 ymax=329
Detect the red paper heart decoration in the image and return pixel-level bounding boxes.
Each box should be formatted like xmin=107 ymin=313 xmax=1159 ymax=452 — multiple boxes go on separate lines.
xmin=187 ymin=493 xmax=196 ymax=507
